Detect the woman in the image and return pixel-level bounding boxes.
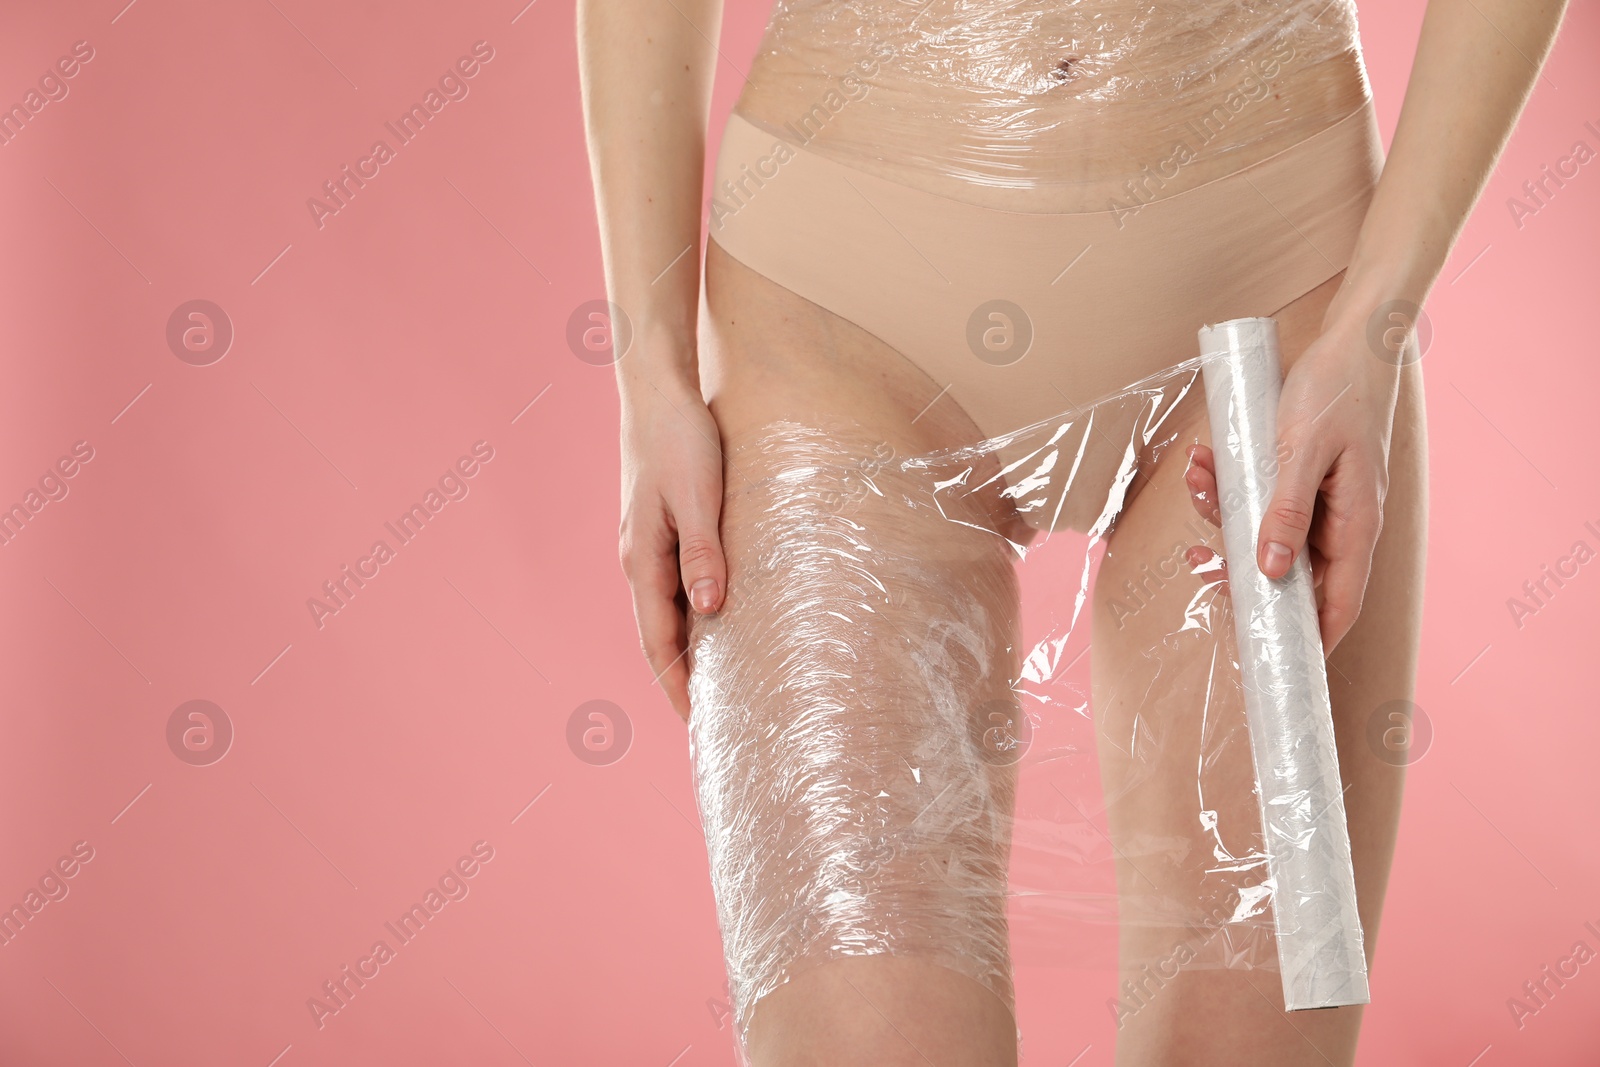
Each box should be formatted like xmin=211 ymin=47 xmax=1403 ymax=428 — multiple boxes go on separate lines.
xmin=578 ymin=1 xmax=1567 ymax=1063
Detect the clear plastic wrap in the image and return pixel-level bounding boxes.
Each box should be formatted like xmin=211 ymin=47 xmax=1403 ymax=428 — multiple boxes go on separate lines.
xmin=736 ymin=0 xmax=1369 ymax=194
xmin=685 ymin=318 xmax=1369 ymax=1055
xmin=687 ymin=421 xmax=1024 ymax=1037
xmin=1199 ymin=318 xmax=1368 ymax=1010
xmin=687 ymin=0 xmax=1380 ymax=1054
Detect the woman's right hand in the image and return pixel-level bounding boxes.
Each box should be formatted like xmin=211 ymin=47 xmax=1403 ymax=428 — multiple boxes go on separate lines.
xmin=617 ymin=375 xmax=727 ymax=723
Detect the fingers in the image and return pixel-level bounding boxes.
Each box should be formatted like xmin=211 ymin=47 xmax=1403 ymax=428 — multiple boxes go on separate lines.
xmin=618 ymin=467 xmax=728 ymax=725
xmin=673 ymin=477 xmax=727 ymax=616
xmin=1306 ymin=543 xmax=1329 ymax=591
xmin=1316 ymin=545 xmax=1373 ymax=654
xmin=1182 ymin=444 xmax=1228 ymax=596
xmin=1183 ymin=442 xmax=1337 ymax=605
xmin=1183 ymin=443 xmax=1222 ymax=527
xmin=619 ymin=516 xmax=694 ymax=723
xmin=1307 ymin=466 xmax=1383 ymax=654
xmin=1185 ymin=543 xmax=1230 ymax=598
xmin=1256 ymin=434 xmax=1327 ymax=580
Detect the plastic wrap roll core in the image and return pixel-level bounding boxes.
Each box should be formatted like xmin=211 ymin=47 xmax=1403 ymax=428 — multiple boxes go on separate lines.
xmin=1198 ymin=317 xmax=1372 ymax=1011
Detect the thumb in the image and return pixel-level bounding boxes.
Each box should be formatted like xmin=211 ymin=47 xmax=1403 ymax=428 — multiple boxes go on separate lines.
xmin=1256 ymin=437 xmax=1324 ymax=580
xmin=675 ymin=493 xmax=727 ymax=615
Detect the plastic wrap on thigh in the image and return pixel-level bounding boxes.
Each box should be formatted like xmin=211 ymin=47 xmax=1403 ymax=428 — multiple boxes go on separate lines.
xmin=686 ymin=421 xmax=1025 ymax=1041
xmin=688 ymin=336 xmax=1372 ymax=1059
xmin=905 ymin=341 xmax=1368 ymax=1015
xmin=893 ymin=360 xmax=1286 ymax=976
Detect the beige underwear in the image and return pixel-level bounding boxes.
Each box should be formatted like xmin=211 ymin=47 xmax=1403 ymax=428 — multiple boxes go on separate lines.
xmin=706 ymin=100 xmax=1384 ymax=532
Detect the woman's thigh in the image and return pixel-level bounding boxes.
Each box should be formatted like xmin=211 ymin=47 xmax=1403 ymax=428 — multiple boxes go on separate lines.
xmin=691 ymin=241 xmax=1027 ymax=1065
xmin=699 ymin=238 xmax=1003 ymax=463
xmin=1091 ymin=271 xmax=1427 ymax=1065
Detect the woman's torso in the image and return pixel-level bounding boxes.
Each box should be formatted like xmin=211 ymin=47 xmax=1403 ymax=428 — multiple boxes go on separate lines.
xmin=734 ymin=0 xmax=1372 ymax=211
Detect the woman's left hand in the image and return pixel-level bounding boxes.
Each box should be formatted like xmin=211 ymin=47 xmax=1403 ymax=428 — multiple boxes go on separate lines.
xmin=1182 ymin=302 xmax=1405 ymax=655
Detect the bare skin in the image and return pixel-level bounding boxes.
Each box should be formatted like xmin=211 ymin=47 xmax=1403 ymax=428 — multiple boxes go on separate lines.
xmin=578 ymin=0 xmax=1570 ymax=1062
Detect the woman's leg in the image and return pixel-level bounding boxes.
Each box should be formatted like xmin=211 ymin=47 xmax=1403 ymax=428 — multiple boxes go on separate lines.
xmin=1093 ymin=272 xmax=1427 ymax=1065
xmin=692 ymin=240 xmax=1026 ymax=1067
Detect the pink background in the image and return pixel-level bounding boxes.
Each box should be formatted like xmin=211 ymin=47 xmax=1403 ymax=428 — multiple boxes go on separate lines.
xmin=0 ymin=1 xmax=1594 ymax=1064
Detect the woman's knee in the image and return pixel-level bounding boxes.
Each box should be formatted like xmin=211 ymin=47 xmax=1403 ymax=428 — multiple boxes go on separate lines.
xmin=745 ymin=957 xmax=1018 ymax=1067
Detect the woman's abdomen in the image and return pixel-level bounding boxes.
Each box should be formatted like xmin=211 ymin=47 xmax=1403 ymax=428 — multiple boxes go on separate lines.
xmin=734 ymin=0 xmax=1373 ymax=211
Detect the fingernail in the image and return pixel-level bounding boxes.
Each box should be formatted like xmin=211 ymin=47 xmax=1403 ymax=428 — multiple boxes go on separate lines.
xmin=1263 ymin=542 xmax=1292 ymax=574
xmin=690 ymin=578 xmax=718 ymax=613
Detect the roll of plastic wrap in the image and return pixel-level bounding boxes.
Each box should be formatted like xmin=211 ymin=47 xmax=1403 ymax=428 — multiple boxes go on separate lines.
xmin=1198 ymin=317 xmax=1371 ymax=1011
